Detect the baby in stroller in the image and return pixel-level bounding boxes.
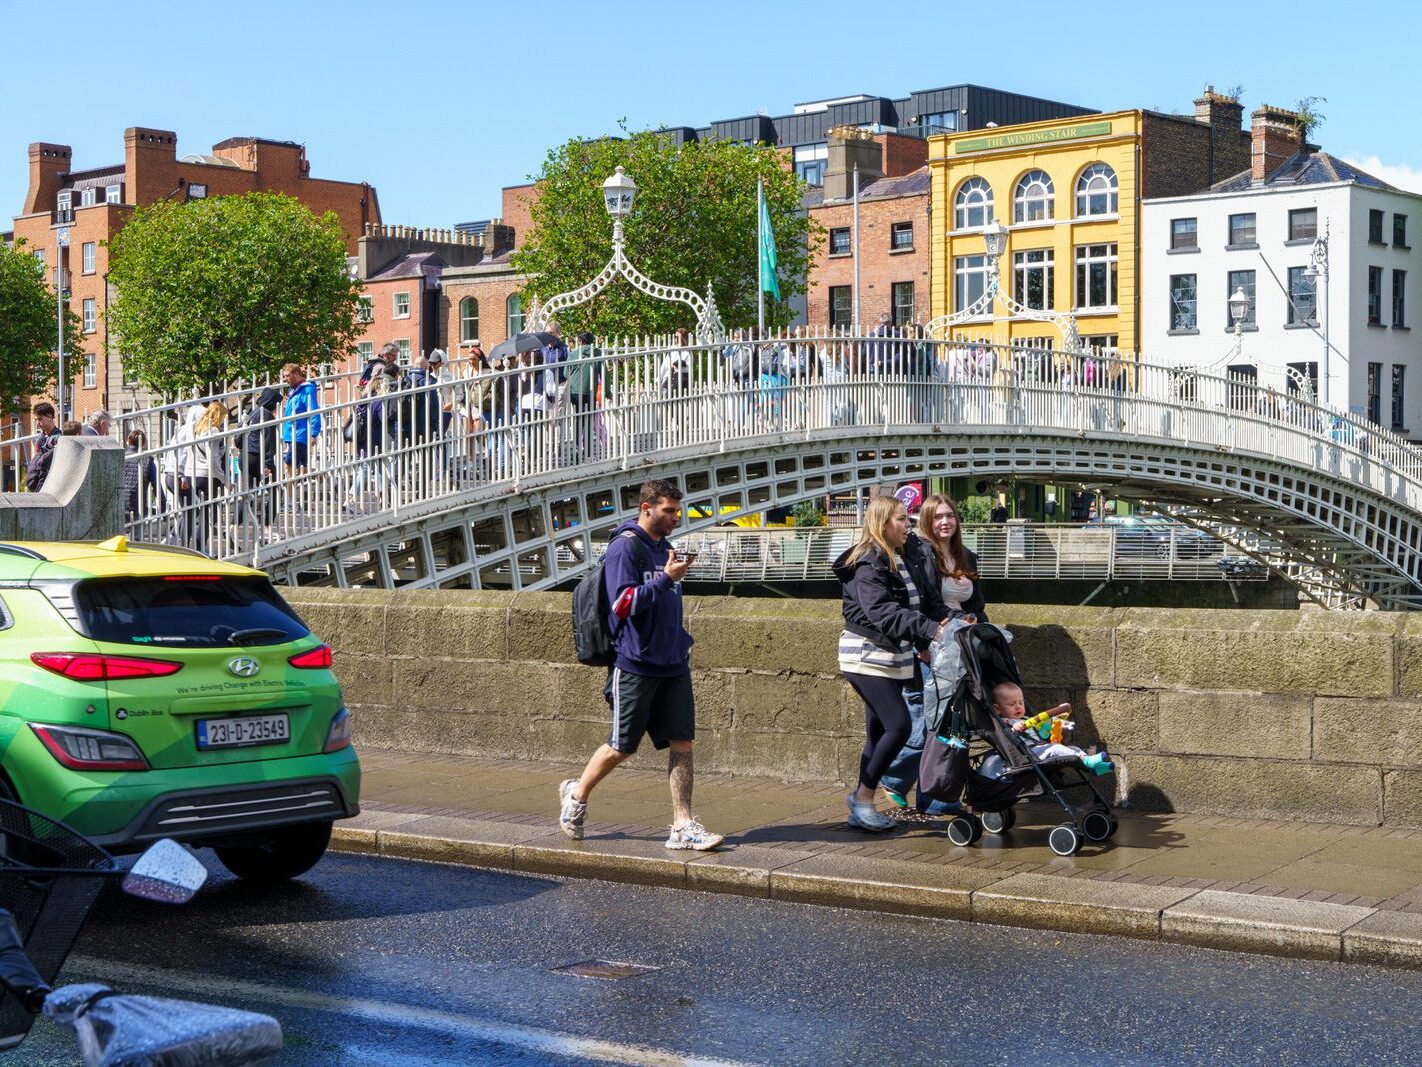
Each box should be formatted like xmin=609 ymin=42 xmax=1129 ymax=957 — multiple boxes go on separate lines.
xmin=984 ymin=682 xmax=1114 ymax=777
xmin=921 ymin=622 xmax=1119 ymax=856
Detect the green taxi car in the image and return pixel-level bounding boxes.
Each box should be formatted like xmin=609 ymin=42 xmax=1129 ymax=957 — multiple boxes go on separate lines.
xmin=0 ymin=537 xmax=360 ymax=881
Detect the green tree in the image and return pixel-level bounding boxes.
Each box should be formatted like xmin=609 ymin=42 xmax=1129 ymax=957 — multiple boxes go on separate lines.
xmin=106 ymin=192 xmax=362 ymax=394
xmin=513 ymin=126 xmax=821 ymax=337
xmin=0 ymin=239 xmax=81 ymax=416
xmin=1295 ymin=96 xmax=1327 ymax=140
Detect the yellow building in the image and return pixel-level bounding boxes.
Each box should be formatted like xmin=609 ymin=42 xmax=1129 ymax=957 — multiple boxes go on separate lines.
xmin=928 ymin=97 xmax=1251 ymax=357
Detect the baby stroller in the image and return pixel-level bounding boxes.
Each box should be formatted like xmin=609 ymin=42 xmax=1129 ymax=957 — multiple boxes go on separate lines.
xmin=924 ymin=622 xmax=1117 ymax=857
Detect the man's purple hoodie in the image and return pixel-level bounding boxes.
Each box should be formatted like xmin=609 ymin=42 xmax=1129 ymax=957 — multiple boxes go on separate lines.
xmin=604 ymin=520 xmax=692 ymax=678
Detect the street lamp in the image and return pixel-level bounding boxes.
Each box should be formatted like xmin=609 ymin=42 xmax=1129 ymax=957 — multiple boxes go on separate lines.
xmin=981 ymin=219 xmax=1009 ymax=261
xmin=527 ymin=167 xmax=723 ymax=339
xmin=1228 ymin=286 xmax=1250 ymax=339
xmin=1302 ymin=222 xmax=1330 ymax=408
xmin=55 ymin=226 xmax=70 ymax=421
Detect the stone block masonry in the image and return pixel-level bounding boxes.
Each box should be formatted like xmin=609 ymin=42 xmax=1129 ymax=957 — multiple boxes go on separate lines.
xmin=287 ymin=588 xmax=1422 ymax=828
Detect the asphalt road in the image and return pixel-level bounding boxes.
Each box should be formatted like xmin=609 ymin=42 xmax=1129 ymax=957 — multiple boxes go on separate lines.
xmin=14 ymin=852 xmax=1422 ymax=1065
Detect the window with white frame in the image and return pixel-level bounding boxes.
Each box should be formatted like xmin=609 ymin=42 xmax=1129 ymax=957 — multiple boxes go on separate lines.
xmin=1228 ymin=212 xmax=1256 ymax=247
xmin=393 ymin=292 xmax=410 ymax=319
xmin=1074 ymin=243 xmax=1117 ymax=309
xmin=892 ymin=281 xmax=915 ymax=327
xmin=1074 ymin=163 xmax=1117 ymax=217
xmin=356 ymin=341 xmax=373 ymax=362
xmin=1287 ymin=266 xmax=1316 ymax=324
xmin=357 ymin=296 xmax=373 ymax=323
xmin=57 ymin=191 xmax=71 ymax=214
xmin=33 ymin=248 xmax=44 ymax=268
xmin=506 ymin=294 xmax=524 ymax=336
xmin=83 ymin=354 xmax=96 ymax=388
xmin=1288 ymin=208 xmax=1317 ymax=242
xmin=954 ymin=177 xmax=993 ymax=229
xmin=890 ymin=221 xmax=913 ymax=250
xmin=1013 ymin=170 xmax=1055 ymax=223
xmin=396 ymin=338 xmax=411 ymax=363
xmin=1169 ymin=274 xmax=1197 ymax=330
xmin=1081 ymin=334 xmax=1119 ymax=356
xmin=954 ymin=254 xmax=989 ymax=313
xmin=460 ymin=296 xmax=480 ymax=342
xmin=105 ymin=184 xmax=121 ymax=204
xmin=1013 ymin=249 xmax=1054 ymax=310
xmin=80 ymin=188 xmax=96 ymax=207
xmin=82 ymin=297 xmax=96 ymax=333
xmin=829 ymin=286 xmax=852 ymax=328
xmin=81 ymin=242 xmax=95 ymax=275
xmin=828 ymin=227 xmax=851 ymax=255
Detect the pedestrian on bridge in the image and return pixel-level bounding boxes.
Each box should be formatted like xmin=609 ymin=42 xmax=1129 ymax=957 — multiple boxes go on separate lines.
xmin=558 ymin=478 xmax=724 ymax=852
xmin=833 ymin=495 xmax=952 ymax=833
xmin=280 ymin=363 xmax=321 ymax=477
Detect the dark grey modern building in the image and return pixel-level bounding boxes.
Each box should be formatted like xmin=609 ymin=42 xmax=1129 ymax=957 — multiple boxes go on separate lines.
xmin=662 ymin=84 xmax=1096 ymax=186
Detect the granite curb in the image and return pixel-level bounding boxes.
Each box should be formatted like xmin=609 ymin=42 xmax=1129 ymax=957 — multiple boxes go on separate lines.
xmin=330 ymin=817 xmax=1422 ymax=972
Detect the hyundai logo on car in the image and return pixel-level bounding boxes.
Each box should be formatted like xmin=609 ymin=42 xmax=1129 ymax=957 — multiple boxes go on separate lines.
xmin=227 ymin=657 xmax=261 ymax=678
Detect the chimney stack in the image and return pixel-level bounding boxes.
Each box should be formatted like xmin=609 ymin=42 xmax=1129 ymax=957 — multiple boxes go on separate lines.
xmin=1250 ymin=105 xmax=1303 ymax=183
xmin=24 ymin=143 xmax=71 ymax=215
xmin=823 ymin=126 xmax=883 ymax=202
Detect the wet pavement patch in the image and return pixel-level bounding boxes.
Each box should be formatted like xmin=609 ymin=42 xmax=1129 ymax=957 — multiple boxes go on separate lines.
xmin=550 ymin=959 xmax=663 ymax=980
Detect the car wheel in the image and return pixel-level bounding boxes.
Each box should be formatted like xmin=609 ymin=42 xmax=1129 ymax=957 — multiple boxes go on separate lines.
xmin=215 ymin=820 xmax=333 ymax=883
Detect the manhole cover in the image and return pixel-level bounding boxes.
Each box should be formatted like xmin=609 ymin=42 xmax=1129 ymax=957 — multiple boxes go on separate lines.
xmin=551 ymin=959 xmax=661 ymax=980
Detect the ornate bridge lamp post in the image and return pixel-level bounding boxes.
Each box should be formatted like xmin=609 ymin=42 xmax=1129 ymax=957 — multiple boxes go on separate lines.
xmin=1302 ymin=223 xmax=1331 ymax=409
xmin=924 ymin=220 xmax=1081 ymax=353
xmin=526 ymin=167 xmax=725 ymax=341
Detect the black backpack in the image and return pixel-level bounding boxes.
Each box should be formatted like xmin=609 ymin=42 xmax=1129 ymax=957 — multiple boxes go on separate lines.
xmin=25 ymin=435 xmax=56 ymax=493
xmin=572 ymin=531 xmax=649 ymax=667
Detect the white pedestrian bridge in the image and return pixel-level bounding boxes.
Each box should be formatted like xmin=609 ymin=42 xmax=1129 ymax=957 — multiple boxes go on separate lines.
xmin=74 ymin=332 xmax=1422 ymax=609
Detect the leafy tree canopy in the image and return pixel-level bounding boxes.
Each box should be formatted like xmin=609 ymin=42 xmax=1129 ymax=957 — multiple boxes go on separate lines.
xmin=106 ymin=192 xmax=362 ymax=394
xmin=0 ymin=239 xmax=81 ymax=416
xmin=513 ymin=125 xmax=821 ymax=338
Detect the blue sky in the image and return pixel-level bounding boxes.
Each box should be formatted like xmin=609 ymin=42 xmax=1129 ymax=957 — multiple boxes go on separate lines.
xmin=4 ymin=0 xmax=1420 ymax=227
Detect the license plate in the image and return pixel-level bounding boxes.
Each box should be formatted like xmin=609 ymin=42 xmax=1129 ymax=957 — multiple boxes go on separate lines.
xmin=196 ymin=713 xmax=290 ymax=750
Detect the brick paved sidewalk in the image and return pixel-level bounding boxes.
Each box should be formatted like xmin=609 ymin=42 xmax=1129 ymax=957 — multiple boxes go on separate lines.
xmin=335 ymin=748 xmax=1422 ymax=967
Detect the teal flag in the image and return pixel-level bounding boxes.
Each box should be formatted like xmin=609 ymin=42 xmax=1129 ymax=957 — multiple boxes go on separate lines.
xmin=758 ymin=185 xmax=780 ymax=300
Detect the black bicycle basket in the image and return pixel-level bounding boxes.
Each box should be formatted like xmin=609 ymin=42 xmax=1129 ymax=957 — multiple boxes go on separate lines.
xmin=0 ymin=798 xmax=113 ymax=1048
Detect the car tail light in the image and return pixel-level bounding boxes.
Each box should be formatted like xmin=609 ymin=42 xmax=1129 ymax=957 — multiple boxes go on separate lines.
xmin=30 ymin=653 xmax=183 ymax=680
xmin=288 ymin=645 xmax=333 ymax=670
xmin=324 ymin=707 xmax=352 ymax=753
xmin=31 ymin=724 xmax=149 ymax=772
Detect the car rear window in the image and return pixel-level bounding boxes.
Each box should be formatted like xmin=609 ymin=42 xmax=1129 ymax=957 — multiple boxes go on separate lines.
xmin=75 ymin=576 xmax=310 ymax=648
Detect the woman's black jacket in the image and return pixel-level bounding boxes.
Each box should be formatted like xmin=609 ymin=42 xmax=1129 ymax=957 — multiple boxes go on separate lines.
xmin=917 ymin=538 xmax=989 ymax=623
xmin=833 ymin=539 xmax=948 ymax=654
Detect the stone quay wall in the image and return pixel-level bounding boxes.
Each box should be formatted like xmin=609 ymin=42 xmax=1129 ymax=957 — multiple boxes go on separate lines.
xmin=285 ymin=589 xmax=1422 ymax=829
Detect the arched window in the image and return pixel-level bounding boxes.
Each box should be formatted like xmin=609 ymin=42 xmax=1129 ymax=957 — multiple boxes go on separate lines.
xmin=1075 ymin=163 xmax=1118 ymax=217
xmin=459 ymin=297 xmax=480 ymax=342
xmin=953 ymin=177 xmax=994 ymax=230
xmin=506 ymin=294 xmax=524 ymax=337
xmin=1013 ymin=170 xmax=1055 ymax=223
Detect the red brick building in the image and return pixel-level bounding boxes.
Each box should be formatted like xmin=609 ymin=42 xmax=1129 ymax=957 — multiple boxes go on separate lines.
xmin=10 ymin=127 xmax=381 ymax=419
xmin=803 ymin=129 xmax=931 ymax=329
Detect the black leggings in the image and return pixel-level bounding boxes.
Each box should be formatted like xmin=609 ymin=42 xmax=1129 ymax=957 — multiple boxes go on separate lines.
xmin=844 ymin=673 xmax=912 ymax=791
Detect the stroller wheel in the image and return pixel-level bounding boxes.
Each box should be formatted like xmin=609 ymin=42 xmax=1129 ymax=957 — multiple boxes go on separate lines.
xmin=1048 ymin=823 xmax=1081 ymax=857
xmin=946 ymin=815 xmax=979 ymax=847
xmin=1081 ymin=810 xmax=1114 ymax=842
xmin=980 ymin=808 xmax=1016 ymax=835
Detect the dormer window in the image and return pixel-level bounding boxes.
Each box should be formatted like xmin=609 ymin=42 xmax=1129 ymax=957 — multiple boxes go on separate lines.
xmin=57 ymin=191 xmax=71 ymax=211
xmin=105 ymin=184 xmax=121 ymax=204
xmin=80 ymin=188 xmax=96 ymax=207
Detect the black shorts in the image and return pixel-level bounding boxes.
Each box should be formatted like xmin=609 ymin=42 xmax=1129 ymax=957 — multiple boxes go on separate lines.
xmin=605 ymin=668 xmax=695 ymax=754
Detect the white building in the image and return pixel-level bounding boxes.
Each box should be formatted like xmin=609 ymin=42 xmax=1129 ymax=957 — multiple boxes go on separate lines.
xmin=1142 ymin=106 xmax=1422 ymax=436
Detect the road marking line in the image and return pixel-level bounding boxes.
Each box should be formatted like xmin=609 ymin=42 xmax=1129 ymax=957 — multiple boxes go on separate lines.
xmin=67 ymin=956 xmax=753 ymax=1067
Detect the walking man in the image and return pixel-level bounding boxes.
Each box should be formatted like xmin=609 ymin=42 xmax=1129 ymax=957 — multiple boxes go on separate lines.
xmin=558 ymin=478 xmax=724 ymax=851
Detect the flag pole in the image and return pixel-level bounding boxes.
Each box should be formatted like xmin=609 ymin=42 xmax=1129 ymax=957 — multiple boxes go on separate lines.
xmin=852 ymin=163 xmax=860 ymax=332
xmin=757 ymin=177 xmax=765 ymax=334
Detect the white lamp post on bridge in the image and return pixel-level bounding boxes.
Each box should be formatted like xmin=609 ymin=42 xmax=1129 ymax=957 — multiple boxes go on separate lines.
xmin=924 ymin=219 xmax=1082 ymax=353
xmin=527 ymin=167 xmax=725 ymax=340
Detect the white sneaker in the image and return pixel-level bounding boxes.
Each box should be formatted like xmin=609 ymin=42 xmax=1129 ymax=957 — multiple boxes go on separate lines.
xmin=847 ymin=793 xmax=897 ymax=833
xmin=665 ymin=818 xmax=724 ymax=851
xmin=558 ymin=779 xmax=586 ymax=840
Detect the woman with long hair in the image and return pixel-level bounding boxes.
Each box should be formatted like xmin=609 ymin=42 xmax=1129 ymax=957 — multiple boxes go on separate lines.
xmin=880 ymin=492 xmax=989 ymax=817
xmin=832 ymin=495 xmax=950 ymax=832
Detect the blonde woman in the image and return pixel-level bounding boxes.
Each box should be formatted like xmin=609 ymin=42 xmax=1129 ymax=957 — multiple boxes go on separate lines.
xmin=832 ymin=496 xmax=951 ymax=832
xmin=186 ymin=401 xmax=230 ymax=553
